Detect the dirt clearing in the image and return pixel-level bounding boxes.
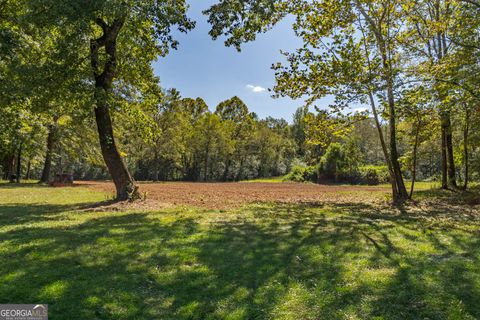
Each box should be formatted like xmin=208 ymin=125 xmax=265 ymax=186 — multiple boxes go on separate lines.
xmin=82 ymin=181 xmax=389 ymax=209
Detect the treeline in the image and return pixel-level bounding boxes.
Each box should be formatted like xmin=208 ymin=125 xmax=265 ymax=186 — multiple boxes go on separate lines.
xmin=0 ymin=92 xmax=296 ymax=183
xmin=130 ymin=94 xmax=296 ymax=182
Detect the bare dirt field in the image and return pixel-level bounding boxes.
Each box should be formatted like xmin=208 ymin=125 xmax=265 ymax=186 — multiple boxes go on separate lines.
xmin=82 ymin=181 xmax=390 ymax=209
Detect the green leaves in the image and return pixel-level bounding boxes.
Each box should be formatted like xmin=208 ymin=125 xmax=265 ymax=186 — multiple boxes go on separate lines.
xmin=204 ymin=0 xmax=287 ymax=51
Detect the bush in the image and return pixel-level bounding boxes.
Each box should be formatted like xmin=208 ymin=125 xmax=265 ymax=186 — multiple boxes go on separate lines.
xmin=283 ymin=165 xmax=318 ymax=183
xmin=318 ymin=143 xmax=344 ymax=181
xmin=360 ymin=168 xmax=380 ymax=185
xmin=358 ymin=165 xmax=390 ymax=184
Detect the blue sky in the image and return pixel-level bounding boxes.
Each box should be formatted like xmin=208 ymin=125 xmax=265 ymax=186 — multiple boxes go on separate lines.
xmin=152 ymin=1 xmax=310 ymax=122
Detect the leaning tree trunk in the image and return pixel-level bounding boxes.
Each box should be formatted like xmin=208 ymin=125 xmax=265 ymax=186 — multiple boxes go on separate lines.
xmin=386 ymin=84 xmax=408 ymax=202
xmin=90 ymin=17 xmax=138 ymax=201
xmin=410 ymin=117 xmax=420 ymax=199
xmin=40 ymin=118 xmax=58 ymax=183
xmin=356 ymin=2 xmax=408 ymax=202
xmin=368 ymin=91 xmax=398 ymax=197
xmin=382 ymin=49 xmax=408 ymax=201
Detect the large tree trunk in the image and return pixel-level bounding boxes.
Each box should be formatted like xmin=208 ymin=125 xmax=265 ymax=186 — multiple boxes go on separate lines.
xmin=94 ymin=104 xmax=136 ymax=200
xmin=90 ymin=17 xmax=138 ymax=201
xmin=40 ymin=118 xmax=58 ymax=183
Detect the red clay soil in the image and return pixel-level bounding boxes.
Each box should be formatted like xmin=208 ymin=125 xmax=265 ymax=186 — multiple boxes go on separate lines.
xmin=81 ymin=181 xmax=389 ymax=209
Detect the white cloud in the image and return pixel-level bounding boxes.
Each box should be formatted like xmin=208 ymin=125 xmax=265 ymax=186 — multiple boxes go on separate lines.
xmin=246 ymin=84 xmax=267 ymax=93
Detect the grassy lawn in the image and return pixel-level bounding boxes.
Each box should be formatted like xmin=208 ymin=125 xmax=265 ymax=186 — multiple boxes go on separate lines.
xmin=0 ymin=183 xmax=479 ymax=319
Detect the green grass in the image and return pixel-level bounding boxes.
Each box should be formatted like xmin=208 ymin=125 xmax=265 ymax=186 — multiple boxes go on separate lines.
xmin=240 ymin=176 xmax=285 ymax=183
xmin=0 ymin=184 xmax=479 ymax=319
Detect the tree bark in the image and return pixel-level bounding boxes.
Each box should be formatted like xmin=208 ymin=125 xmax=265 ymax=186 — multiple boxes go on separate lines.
xmin=40 ymin=118 xmax=58 ymax=183
xmin=90 ymin=17 xmax=138 ymax=201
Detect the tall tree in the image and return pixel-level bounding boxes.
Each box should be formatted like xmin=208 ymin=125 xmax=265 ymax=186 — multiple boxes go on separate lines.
xmin=18 ymin=0 xmax=195 ymax=200
xmin=205 ymin=0 xmax=410 ymax=201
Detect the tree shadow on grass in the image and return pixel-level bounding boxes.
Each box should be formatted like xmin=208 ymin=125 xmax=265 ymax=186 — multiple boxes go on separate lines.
xmin=0 ymin=201 xmax=479 ymax=319
xmin=0 ymin=201 xmax=118 ymax=228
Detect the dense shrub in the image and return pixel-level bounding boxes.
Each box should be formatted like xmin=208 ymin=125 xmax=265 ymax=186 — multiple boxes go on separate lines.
xmin=283 ymin=165 xmax=318 ymax=183
xmin=318 ymin=143 xmax=344 ymax=181
xmin=359 ymin=168 xmax=379 ymax=185
xmin=358 ymin=165 xmax=390 ymax=184
xmin=284 ymin=142 xmax=390 ymax=186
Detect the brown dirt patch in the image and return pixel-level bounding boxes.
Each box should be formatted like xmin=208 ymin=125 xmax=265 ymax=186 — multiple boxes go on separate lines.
xmin=80 ymin=181 xmax=390 ymax=210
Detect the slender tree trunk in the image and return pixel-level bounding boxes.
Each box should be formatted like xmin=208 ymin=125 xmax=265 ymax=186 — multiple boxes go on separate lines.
xmin=15 ymin=145 xmax=22 ymax=183
xmin=356 ymin=2 xmax=408 ymax=202
xmin=90 ymin=17 xmax=138 ymax=201
xmin=387 ymin=88 xmax=408 ymax=201
xmin=410 ymin=119 xmax=420 ymax=199
xmin=382 ymin=53 xmax=408 ymax=201
xmin=444 ymin=113 xmax=457 ymax=188
xmin=441 ymin=122 xmax=448 ymax=189
xmin=462 ymin=104 xmax=469 ymax=190
xmin=40 ymin=118 xmax=58 ymax=183
xmin=440 ymin=111 xmax=456 ymax=188
xmin=368 ymin=91 xmax=397 ymax=196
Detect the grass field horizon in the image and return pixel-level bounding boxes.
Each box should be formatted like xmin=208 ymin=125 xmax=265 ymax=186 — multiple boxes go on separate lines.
xmin=1 ymin=181 xmax=479 ymax=319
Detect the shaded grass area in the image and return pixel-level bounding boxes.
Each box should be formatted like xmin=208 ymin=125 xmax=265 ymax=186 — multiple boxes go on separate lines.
xmin=0 ymin=185 xmax=479 ymax=319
